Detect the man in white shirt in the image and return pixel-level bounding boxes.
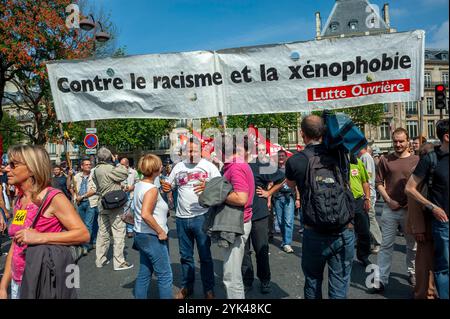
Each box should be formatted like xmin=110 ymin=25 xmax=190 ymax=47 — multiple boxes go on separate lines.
xmin=359 ymin=146 xmax=382 ymax=253
xmin=162 ymin=138 xmax=221 ymax=299
xmin=73 ymin=158 xmax=99 ymax=254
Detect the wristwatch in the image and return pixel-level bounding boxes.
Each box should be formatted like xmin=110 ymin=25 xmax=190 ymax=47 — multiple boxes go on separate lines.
xmin=425 ymin=203 xmax=436 ymax=212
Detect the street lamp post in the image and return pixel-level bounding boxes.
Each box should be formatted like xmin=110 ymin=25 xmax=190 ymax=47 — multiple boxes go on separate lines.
xmin=79 ymin=14 xmax=111 ymax=129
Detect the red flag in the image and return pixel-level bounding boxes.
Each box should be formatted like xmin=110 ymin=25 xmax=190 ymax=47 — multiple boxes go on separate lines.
xmin=248 ymin=126 xmax=293 ymax=157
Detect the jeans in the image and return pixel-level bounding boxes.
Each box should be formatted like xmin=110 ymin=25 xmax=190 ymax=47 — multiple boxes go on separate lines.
xmin=302 ymin=227 xmax=355 ymax=299
xmin=432 ymin=219 xmax=449 ymax=299
xmin=11 ymin=279 xmax=20 ymax=299
xmin=368 ymin=195 xmax=382 ymax=246
xmin=134 ymin=233 xmax=173 ymax=299
xmin=176 ymin=214 xmax=214 ymax=294
xmin=242 ymin=216 xmax=270 ymax=287
xmin=274 ymin=195 xmax=295 ymax=246
xmin=91 ymin=207 xmax=99 ymax=245
xmin=222 ymin=221 xmax=252 ymax=299
xmin=377 ymin=205 xmax=416 ymax=285
xmin=77 ymin=201 xmax=96 ymax=249
xmin=353 ymin=198 xmax=371 ymax=260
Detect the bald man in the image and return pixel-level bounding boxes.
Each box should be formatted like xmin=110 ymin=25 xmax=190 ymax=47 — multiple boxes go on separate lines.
xmin=285 ymin=115 xmax=355 ymax=299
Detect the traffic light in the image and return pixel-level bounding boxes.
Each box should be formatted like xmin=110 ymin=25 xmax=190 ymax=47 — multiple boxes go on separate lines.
xmin=435 ymin=84 xmax=447 ymax=109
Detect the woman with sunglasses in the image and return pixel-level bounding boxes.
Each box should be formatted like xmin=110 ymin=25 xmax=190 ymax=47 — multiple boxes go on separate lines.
xmin=0 ymin=145 xmax=89 ymax=299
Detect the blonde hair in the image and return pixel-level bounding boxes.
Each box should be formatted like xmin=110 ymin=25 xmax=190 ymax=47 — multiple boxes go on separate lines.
xmin=138 ymin=153 xmax=162 ymax=177
xmin=8 ymin=145 xmax=51 ymax=196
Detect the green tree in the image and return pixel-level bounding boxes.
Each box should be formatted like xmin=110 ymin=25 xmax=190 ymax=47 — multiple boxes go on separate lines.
xmin=66 ymin=119 xmax=176 ymax=152
xmin=0 ymin=0 xmax=118 ymax=146
xmin=0 ymin=112 xmax=24 ymax=149
xmin=312 ymin=104 xmax=384 ymax=132
xmin=226 ymin=112 xmax=299 ymax=145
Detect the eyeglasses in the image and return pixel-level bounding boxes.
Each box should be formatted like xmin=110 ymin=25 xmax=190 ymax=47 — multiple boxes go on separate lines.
xmin=8 ymin=161 xmax=25 ymax=169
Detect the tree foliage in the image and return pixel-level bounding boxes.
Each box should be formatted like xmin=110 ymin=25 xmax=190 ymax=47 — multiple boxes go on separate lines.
xmin=0 ymin=0 xmax=116 ymax=145
xmin=65 ymin=119 xmax=176 ymax=152
xmin=0 ymin=111 xmax=24 ymax=149
xmin=226 ymin=113 xmax=299 ymax=145
xmin=313 ymin=104 xmax=384 ymax=128
xmin=334 ymin=104 xmax=385 ymax=128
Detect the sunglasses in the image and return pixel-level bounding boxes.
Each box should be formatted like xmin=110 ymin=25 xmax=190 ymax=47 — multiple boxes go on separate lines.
xmin=8 ymin=161 xmax=25 ymax=169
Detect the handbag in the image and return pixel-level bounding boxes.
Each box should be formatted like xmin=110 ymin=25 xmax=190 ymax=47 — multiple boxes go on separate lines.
xmin=94 ymin=168 xmax=128 ymax=210
xmin=101 ymin=190 xmax=128 ymax=210
xmin=30 ymin=190 xmax=83 ymax=263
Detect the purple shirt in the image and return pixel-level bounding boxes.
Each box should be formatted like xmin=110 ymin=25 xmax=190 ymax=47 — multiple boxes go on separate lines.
xmin=223 ymin=161 xmax=255 ymax=223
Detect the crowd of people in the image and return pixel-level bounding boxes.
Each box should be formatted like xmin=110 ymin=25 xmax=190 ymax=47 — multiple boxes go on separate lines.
xmin=0 ymin=116 xmax=448 ymax=300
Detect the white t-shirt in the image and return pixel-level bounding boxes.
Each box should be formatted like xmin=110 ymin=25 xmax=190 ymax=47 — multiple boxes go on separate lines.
xmin=168 ymin=159 xmax=221 ymax=218
xmin=360 ymin=152 xmax=376 ymax=198
xmin=133 ymin=181 xmax=168 ymax=235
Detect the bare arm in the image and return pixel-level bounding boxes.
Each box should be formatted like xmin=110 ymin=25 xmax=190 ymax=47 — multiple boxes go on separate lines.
xmin=256 ymin=180 xmax=285 ymax=198
xmin=141 ymin=188 xmax=167 ymax=240
xmin=0 ymin=244 xmax=15 ymax=298
xmin=362 ymin=182 xmax=371 ymax=212
xmin=226 ymin=191 xmax=249 ymax=207
xmin=405 ymin=174 xmax=448 ymax=222
xmin=14 ymin=194 xmax=90 ymax=246
xmin=286 ymin=179 xmax=296 ymax=189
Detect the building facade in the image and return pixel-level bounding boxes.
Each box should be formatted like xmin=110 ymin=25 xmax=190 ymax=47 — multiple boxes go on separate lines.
xmin=317 ymin=0 xmax=449 ymax=152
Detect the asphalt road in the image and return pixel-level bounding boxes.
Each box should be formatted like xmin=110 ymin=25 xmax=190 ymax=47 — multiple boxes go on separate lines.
xmin=0 ymin=201 xmax=413 ymax=299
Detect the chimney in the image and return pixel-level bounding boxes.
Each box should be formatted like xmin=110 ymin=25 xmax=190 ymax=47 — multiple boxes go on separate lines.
xmin=315 ymin=12 xmax=321 ymax=40
xmin=383 ymin=3 xmax=390 ymax=28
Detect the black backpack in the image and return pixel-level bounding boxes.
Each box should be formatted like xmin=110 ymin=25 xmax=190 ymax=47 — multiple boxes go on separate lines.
xmin=301 ymin=147 xmax=354 ymax=233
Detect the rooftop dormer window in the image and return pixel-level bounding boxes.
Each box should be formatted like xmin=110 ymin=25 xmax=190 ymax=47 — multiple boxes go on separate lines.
xmin=330 ymin=22 xmax=339 ymax=32
xmin=349 ymin=20 xmax=358 ymax=30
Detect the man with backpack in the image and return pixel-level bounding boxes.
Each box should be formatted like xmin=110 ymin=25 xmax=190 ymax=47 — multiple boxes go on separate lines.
xmin=93 ymin=147 xmax=133 ymax=271
xmin=373 ymin=128 xmax=419 ymax=293
xmin=406 ymin=119 xmax=449 ymax=299
xmin=285 ymin=115 xmax=355 ymax=299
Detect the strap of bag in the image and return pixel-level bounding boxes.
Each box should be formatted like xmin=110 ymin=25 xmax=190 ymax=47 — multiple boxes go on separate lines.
xmin=30 ymin=189 xmax=53 ymax=229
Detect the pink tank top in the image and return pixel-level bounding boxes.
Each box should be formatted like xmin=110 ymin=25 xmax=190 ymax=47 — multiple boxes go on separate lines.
xmin=8 ymin=187 xmax=65 ymax=283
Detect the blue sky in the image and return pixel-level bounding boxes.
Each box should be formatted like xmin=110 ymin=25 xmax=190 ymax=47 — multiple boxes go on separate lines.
xmin=91 ymin=0 xmax=448 ymax=55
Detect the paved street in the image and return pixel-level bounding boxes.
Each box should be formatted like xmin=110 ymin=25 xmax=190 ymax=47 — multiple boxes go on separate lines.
xmin=0 ymin=201 xmax=413 ymax=299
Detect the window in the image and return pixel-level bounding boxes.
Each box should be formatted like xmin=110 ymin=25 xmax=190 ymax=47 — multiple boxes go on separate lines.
xmin=380 ymin=122 xmax=390 ymax=140
xmin=330 ymin=22 xmax=339 ymax=32
xmin=428 ymin=120 xmax=435 ymax=139
xmin=349 ymin=20 xmax=358 ymax=30
xmin=405 ymin=101 xmax=418 ymax=115
xmin=442 ymin=72 xmax=449 ymax=85
xmin=383 ymin=103 xmax=390 ymax=113
xmin=48 ymin=143 xmax=57 ymax=155
xmin=288 ymin=131 xmax=297 ymax=143
xmin=176 ymin=119 xmax=188 ymax=128
xmin=425 ymin=72 xmax=432 ymax=88
xmin=406 ymin=121 xmax=418 ymax=139
xmin=427 ymin=97 xmax=434 ymax=114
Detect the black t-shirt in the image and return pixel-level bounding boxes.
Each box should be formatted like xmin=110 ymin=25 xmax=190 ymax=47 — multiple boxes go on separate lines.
xmin=273 ymin=167 xmax=295 ymax=198
xmin=285 ymin=144 xmax=328 ymax=193
xmin=413 ymin=146 xmax=449 ymax=216
xmin=51 ymin=175 xmax=71 ymax=199
xmin=249 ymin=159 xmax=285 ymax=221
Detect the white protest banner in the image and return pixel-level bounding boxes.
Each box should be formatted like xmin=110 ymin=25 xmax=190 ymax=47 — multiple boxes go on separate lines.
xmin=46 ymin=30 xmax=424 ymax=122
